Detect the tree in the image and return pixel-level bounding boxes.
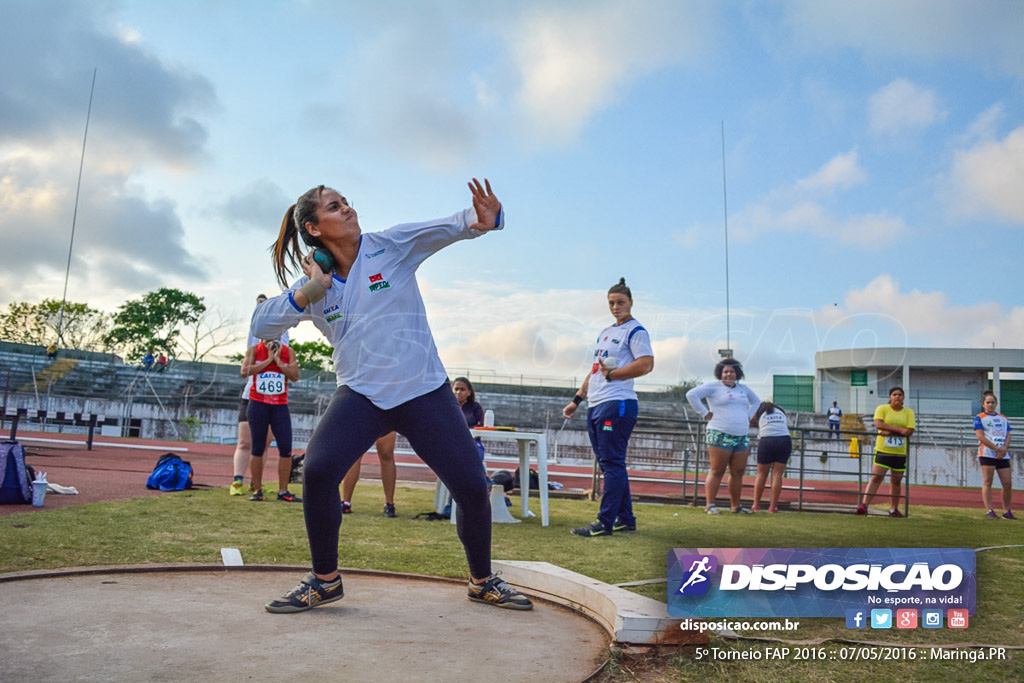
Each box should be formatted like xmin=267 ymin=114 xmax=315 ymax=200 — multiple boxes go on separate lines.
xmin=177 ymin=307 xmax=245 ymax=363
xmin=0 ymin=299 xmax=110 ymax=350
xmin=288 ymin=340 xmax=335 ymax=372
xmin=104 ymin=288 xmax=206 ymax=361
xmin=661 ymin=379 xmax=701 ymax=397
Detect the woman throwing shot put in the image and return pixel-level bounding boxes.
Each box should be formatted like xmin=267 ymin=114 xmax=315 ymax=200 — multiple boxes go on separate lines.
xmin=251 ymin=179 xmax=532 ymax=613
xmin=563 ymin=278 xmax=654 ymax=537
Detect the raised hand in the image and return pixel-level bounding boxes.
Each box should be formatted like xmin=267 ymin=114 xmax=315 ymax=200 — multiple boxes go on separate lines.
xmin=468 ymin=177 xmax=501 ymax=231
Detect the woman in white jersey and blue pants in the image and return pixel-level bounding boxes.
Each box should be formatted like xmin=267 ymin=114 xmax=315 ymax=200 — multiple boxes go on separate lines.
xmin=686 ymin=358 xmax=760 ymax=514
xmin=975 ymin=390 xmax=1014 ymax=519
xmin=252 ymin=179 xmax=532 ymax=613
xmin=563 ymin=278 xmax=655 ymax=537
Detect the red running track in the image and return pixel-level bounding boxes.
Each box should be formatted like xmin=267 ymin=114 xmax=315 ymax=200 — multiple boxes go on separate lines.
xmin=3 ymin=429 xmax=1019 ymax=514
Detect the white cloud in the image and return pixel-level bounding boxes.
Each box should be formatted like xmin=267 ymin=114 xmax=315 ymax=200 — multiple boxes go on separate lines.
xmin=794 ymin=149 xmax=866 ymax=192
xmin=961 ymin=103 xmax=1005 ymax=145
xmin=730 ymin=148 xmax=908 ymax=247
xmin=837 ymin=275 xmax=1019 ymax=346
xmin=868 ymin=79 xmax=943 ymax=136
xmin=781 ymin=1 xmax=1024 ymax=79
xmin=949 ymin=125 xmax=1024 ymax=223
xmin=838 ymin=213 xmax=905 ymax=247
xmin=510 ymin=0 xmax=711 ymax=142
xmin=0 ymin=1 xmax=215 ymax=309
xmin=735 ymin=201 xmax=904 ymax=248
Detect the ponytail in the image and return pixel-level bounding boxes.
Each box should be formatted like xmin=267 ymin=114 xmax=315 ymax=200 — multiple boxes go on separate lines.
xmin=270 ymin=185 xmax=331 ymax=289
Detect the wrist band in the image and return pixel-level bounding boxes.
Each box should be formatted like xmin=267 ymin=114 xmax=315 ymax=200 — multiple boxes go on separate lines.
xmin=571 ymin=395 xmax=582 ymax=406
xmin=299 ymin=279 xmax=327 ymax=304
xmin=604 ymin=369 xmax=614 ymax=381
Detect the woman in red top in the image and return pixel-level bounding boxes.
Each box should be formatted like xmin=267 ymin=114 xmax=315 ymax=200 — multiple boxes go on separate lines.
xmin=242 ymin=339 xmax=300 ymax=501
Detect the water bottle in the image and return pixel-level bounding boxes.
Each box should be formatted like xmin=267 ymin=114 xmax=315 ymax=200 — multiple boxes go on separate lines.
xmin=483 ymin=409 xmax=494 ymax=428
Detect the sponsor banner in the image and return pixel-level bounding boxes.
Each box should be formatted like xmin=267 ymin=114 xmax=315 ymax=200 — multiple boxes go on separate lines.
xmin=667 ymin=548 xmax=975 ymax=618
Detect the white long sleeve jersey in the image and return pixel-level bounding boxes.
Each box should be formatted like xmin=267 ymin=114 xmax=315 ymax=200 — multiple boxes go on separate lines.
xmin=686 ymin=381 xmax=760 ymax=436
xmin=251 ymin=207 xmax=500 ymax=409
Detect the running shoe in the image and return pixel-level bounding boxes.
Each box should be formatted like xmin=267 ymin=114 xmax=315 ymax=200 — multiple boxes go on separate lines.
xmin=467 ymin=574 xmax=533 ymax=610
xmin=250 ymin=490 xmax=263 ymax=502
xmin=384 ymin=503 xmax=397 ymax=518
xmin=706 ymin=505 xmax=720 ymax=515
xmin=571 ymin=520 xmax=610 ymax=537
xmin=768 ymin=506 xmax=779 ymax=514
xmin=277 ymin=491 xmax=302 ymax=503
xmin=612 ymin=518 xmax=636 ymax=532
xmin=732 ymin=506 xmax=754 ymax=514
xmin=341 ymin=501 xmax=352 ymax=514
xmin=888 ymin=509 xmax=904 ymax=518
xmin=1003 ymin=511 xmax=1016 ymax=520
xmin=750 ymin=504 xmax=760 ymax=512
xmin=855 ymin=503 xmax=868 ymax=515
xmin=229 ymin=480 xmax=245 ymax=496
xmin=265 ymin=572 xmax=344 ymax=614
xmin=986 ymin=509 xmax=998 ymax=519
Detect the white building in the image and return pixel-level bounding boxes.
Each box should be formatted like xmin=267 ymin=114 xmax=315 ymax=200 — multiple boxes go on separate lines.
xmin=814 ymin=347 xmax=1024 ymax=416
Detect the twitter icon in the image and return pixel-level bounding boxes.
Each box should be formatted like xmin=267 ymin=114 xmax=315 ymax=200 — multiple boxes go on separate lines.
xmin=870 ymin=609 xmax=892 ymax=629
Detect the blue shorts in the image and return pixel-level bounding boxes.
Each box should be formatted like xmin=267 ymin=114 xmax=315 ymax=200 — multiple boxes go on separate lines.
xmin=706 ymin=428 xmax=750 ymax=451
xmin=756 ymin=436 xmax=792 ymax=465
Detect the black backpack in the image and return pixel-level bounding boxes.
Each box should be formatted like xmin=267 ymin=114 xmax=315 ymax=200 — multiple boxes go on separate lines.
xmin=513 ymin=467 xmax=540 ymax=491
xmin=0 ymin=440 xmax=33 ymax=504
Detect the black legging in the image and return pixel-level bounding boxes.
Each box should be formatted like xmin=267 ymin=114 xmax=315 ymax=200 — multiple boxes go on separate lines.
xmin=303 ymin=382 xmax=491 ymax=578
xmin=247 ymin=401 xmax=293 ymax=458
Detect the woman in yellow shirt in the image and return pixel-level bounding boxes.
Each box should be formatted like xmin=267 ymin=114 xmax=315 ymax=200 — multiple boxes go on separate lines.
xmin=856 ymin=387 xmax=915 ymax=517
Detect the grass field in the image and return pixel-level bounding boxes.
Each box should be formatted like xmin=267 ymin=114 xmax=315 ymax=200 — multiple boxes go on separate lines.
xmin=2 ymin=482 xmax=1021 ymax=682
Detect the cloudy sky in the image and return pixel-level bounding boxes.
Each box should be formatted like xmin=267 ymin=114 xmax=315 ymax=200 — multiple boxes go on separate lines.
xmin=2 ymin=0 xmax=1022 ymax=397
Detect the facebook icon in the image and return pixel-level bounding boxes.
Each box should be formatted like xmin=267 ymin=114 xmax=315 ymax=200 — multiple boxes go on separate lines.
xmin=845 ymin=609 xmax=866 ymax=629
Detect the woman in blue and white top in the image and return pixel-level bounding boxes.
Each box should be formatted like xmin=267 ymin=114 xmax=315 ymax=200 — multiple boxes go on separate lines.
xmin=751 ymin=401 xmax=791 ymax=513
xmin=686 ymin=358 xmax=760 ymax=514
xmin=974 ymin=390 xmax=1014 ymax=520
xmin=563 ymin=278 xmax=654 ymax=537
xmin=251 ymin=179 xmax=531 ymax=613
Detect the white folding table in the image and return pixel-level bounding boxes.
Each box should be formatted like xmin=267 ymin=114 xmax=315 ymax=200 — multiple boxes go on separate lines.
xmin=439 ymin=428 xmax=549 ymax=527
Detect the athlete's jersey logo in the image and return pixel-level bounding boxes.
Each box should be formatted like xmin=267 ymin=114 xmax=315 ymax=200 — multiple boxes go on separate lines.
xmin=323 ymin=303 xmax=342 ymax=322
xmin=368 ymin=272 xmax=391 ymax=292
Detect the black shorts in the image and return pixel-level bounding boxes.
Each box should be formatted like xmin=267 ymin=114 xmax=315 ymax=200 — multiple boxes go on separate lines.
xmin=238 ymin=398 xmax=249 ymax=423
xmin=873 ymin=453 xmax=907 ymax=472
xmin=979 ymin=457 xmax=1010 ymax=470
xmin=756 ymin=436 xmax=792 ymax=465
